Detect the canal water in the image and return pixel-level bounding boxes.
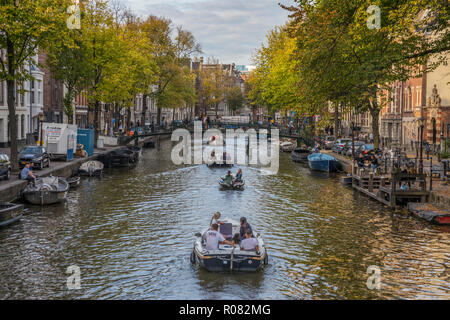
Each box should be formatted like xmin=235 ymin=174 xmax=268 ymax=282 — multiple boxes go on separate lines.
xmin=0 ymin=139 xmax=449 ymax=299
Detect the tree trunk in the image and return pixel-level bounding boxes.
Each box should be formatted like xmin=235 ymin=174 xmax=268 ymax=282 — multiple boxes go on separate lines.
xmin=6 ymin=38 xmax=19 ymax=172
xmin=94 ymin=100 xmax=100 ymax=147
xmin=157 ymin=106 xmax=161 ymax=127
xmin=369 ymin=99 xmax=380 ymax=149
xmin=334 ymin=102 xmax=340 ymax=138
xmin=127 ymin=106 xmax=131 ymax=129
xmin=142 ymin=94 xmax=147 ymax=127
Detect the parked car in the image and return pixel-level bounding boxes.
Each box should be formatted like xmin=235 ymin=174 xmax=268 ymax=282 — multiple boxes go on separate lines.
xmin=323 ymin=136 xmax=335 ymax=149
xmin=0 ymin=154 xmax=11 ymax=180
xmin=332 ymin=138 xmax=352 ymax=153
xmin=344 ymin=141 xmax=365 ymax=156
xmin=18 ymin=146 xmax=50 ymax=170
xmin=355 ymin=144 xmax=374 ymax=157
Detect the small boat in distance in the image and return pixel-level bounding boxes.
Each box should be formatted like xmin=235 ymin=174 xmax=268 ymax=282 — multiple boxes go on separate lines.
xmin=79 ymin=160 xmax=104 ymax=176
xmin=191 ymin=219 xmax=268 ymax=272
xmin=307 ymin=153 xmax=340 ymax=172
xmin=0 ymin=203 xmax=24 ymax=227
xmin=291 ymin=148 xmax=311 ymax=163
xmin=219 ymin=176 xmax=245 ymax=190
xmin=280 ymin=141 xmax=295 ymax=152
xmin=22 ymin=176 xmax=69 ymax=205
xmin=67 ymin=176 xmax=81 ymax=188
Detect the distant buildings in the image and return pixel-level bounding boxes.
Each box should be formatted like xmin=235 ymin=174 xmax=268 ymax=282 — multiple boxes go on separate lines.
xmin=0 ymin=51 xmax=44 ymax=147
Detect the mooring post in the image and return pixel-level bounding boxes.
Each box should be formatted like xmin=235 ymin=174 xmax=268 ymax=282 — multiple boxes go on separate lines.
xmin=430 ymin=157 xmax=433 ymax=191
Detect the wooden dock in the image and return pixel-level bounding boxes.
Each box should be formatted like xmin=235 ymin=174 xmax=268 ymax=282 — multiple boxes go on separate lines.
xmin=351 ymin=170 xmax=429 ymax=208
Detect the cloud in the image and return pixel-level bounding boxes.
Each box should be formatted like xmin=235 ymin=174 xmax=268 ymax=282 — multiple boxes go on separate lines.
xmin=123 ymin=0 xmax=291 ymax=64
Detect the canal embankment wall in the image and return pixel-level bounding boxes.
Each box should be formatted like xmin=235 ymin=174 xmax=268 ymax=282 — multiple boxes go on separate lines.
xmin=0 ymin=146 xmax=126 ymax=203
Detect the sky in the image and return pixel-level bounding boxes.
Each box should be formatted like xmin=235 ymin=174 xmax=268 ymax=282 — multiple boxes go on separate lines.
xmin=123 ymin=0 xmax=292 ymax=65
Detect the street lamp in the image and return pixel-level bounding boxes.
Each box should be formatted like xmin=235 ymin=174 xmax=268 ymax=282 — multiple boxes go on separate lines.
xmin=39 ymin=112 xmax=44 ymax=146
xmin=418 ymin=116 xmax=425 ymax=174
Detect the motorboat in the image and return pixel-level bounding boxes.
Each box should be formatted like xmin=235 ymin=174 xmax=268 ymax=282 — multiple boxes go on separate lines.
xmin=97 ymin=147 xmax=139 ymax=168
xmin=307 ymin=153 xmax=341 ymax=172
xmin=206 ymin=152 xmax=233 ymax=168
xmin=0 ymin=203 xmax=24 ymax=227
xmin=219 ymin=176 xmax=245 ymax=190
xmin=290 ymin=148 xmax=311 ymax=163
xmin=280 ymin=141 xmax=295 ymax=152
xmin=78 ymin=160 xmax=104 ymax=176
xmin=191 ymin=219 xmax=268 ymax=272
xmin=67 ymin=176 xmax=81 ymax=188
xmin=22 ymin=176 xmax=69 ymax=205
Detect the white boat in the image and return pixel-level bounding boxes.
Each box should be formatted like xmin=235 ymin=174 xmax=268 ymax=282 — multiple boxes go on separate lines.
xmin=191 ymin=219 xmax=268 ymax=272
xmin=22 ymin=176 xmax=69 ymax=205
xmin=280 ymin=141 xmax=295 ymax=152
xmin=79 ymin=160 xmax=104 ymax=176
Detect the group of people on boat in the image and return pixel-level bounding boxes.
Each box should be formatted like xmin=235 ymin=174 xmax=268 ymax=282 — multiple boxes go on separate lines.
xmin=203 ymin=212 xmax=259 ymax=252
xmin=222 ymin=168 xmax=243 ymax=186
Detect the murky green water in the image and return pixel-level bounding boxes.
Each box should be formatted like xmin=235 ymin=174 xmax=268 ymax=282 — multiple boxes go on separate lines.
xmin=0 ymin=139 xmax=449 ymax=299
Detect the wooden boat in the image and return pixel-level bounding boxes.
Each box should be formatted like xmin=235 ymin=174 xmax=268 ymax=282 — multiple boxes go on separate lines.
xmin=280 ymin=141 xmax=295 ymax=152
xmin=191 ymin=219 xmax=268 ymax=272
xmin=291 ymin=148 xmax=311 ymax=163
xmin=79 ymin=160 xmax=104 ymax=176
xmin=0 ymin=203 xmax=24 ymax=227
xmin=307 ymin=153 xmax=340 ymax=172
xmin=22 ymin=176 xmax=69 ymax=205
xmin=219 ymin=176 xmax=245 ymax=190
xmin=407 ymin=203 xmax=450 ymax=225
xmin=67 ymin=176 xmax=81 ymax=188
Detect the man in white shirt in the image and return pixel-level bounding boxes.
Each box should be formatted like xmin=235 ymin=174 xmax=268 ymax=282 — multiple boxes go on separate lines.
xmin=204 ymin=224 xmax=234 ymax=251
xmin=240 ymin=230 xmax=259 ymax=252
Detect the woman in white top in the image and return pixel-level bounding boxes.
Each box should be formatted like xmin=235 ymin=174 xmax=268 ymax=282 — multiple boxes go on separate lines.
xmin=210 ymin=212 xmax=224 ymax=226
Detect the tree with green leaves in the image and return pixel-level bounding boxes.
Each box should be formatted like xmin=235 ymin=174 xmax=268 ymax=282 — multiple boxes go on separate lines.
xmin=0 ymin=0 xmax=72 ymax=171
xmin=283 ymin=0 xmax=450 ymax=147
xmin=225 ymin=85 xmax=244 ymax=115
xmin=140 ymin=16 xmax=200 ymax=126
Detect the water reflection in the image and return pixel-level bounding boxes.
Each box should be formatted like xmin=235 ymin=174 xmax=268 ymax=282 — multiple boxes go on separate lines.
xmin=0 ymin=139 xmax=448 ymax=299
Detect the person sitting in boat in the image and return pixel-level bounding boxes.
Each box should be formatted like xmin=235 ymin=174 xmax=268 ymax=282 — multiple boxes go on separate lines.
xmin=240 ymin=229 xmax=259 ymax=252
xmin=203 ymin=223 xmax=234 ymax=251
xmin=20 ymin=162 xmax=37 ymax=185
xmin=210 ymin=212 xmax=224 ymax=226
xmin=234 ymin=168 xmax=243 ymax=182
xmin=224 ymin=171 xmax=233 ymax=185
xmin=239 ymin=217 xmax=253 ymax=240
